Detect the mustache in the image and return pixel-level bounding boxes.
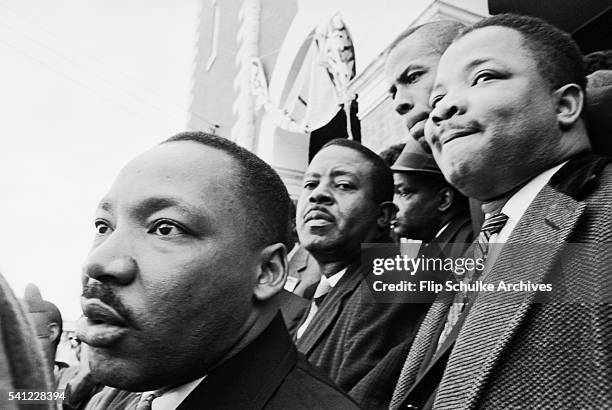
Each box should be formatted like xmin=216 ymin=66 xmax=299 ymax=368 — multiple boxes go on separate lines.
xmin=82 ymin=282 xmax=136 ymax=327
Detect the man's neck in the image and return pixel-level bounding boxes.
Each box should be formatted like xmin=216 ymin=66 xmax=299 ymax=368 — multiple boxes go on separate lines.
xmin=317 ymin=260 xmax=351 ymax=278
xmin=205 ymin=308 xmax=276 ymax=378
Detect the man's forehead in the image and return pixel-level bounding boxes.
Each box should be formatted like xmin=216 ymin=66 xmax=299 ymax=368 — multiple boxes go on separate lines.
xmin=394 ymin=172 xmax=426 ymax=187
xmin=440 ymin=26 xmax=527 ymax=71
xmin=101 ymin=142 xmax=239 ymax=211
xmin=308 ymin=145 xmax=372 ymax=175
xmin=386 ymin=34 xmax=440 ymax=76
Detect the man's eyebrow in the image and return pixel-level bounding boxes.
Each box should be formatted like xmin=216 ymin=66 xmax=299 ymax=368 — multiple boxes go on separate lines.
xmin=396 ymin=64 xmax=426 ymax=84
xmin=131 ymin=196 xmax=201 ymax=216
xmin=302 ymin=172 xmax=320 ymax=180
xmin=98 ymin=196 xmax=203 ymax=217
xmin=330 ymin=169 xmax=358 ymax=179
xmin=98 ymin=200 xmax=113 ymax=213
xmin=464 ymin=57 xmax=495 ymax=72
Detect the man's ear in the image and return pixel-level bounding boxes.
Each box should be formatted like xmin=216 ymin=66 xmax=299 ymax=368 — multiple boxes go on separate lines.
xmin=377 ymin=201 xmax=398 ymax=229
xmin=253 ymin=243 xmax=287 ymax=302
xmin=48 ymin=322 xmax=61 ymax=345
xmin=555 ymin=83 xmax=584 ymax=130
xmin=437 ymin=187 xmax=453 ymax=213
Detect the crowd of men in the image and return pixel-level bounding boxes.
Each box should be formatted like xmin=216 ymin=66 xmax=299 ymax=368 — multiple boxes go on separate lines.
xmin=1 ymin=12 xmax=611 ymax=410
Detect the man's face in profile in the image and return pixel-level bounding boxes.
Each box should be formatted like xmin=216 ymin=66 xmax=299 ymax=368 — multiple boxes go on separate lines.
xmin=392 ymin=172 xmax=441 ymax=240
xmin=79 ymin=141 xmax=258 ymax=391
xmin=385 ymin=33 xmax=442 ymax=152
xmin=297 ymin=145 xmax=379 ymax=257
xmin=426 ymin=26 xmax=560 ymax=200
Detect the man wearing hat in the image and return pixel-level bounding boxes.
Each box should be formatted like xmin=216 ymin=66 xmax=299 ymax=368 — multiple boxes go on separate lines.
xmin=390 ymin=142 xmax=472 ymax=247
xmin=351 ymin=143 xmax=473 ymax=408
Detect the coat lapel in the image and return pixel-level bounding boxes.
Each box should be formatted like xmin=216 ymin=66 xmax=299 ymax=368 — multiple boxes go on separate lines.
xmin=435 ymin=185 xmax=586 ymax=409
xmin=296 ymin=262 xmax=363 ymax=356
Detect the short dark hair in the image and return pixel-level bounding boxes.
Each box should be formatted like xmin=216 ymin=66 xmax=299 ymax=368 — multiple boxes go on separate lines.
xmin=379 ymin=143 xmax=406 ymax=167
xmin=321 ymin=139 xmax=394 ymax=204
xmin=388 ymin=20 xmax=465 ymax=56
xmin=460 ymin=13 xmax=586 ymax=91
xmin=163 ymin=131 xmax=291 ymax=250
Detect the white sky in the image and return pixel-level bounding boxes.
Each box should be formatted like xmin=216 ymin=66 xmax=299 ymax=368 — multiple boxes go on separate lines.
xmin=0 ymin=0 xmax=201 ymax=322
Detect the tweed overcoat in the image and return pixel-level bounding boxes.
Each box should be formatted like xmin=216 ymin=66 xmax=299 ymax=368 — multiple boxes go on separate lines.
xmin=413 ymin=155 xmax=612 ymax=409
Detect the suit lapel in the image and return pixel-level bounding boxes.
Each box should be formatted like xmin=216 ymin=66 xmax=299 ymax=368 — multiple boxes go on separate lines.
xmin=178 ymin=314 xmax=295 ymax=409
xmin=436 ymin=185 xmax=586 ymax=409
xmin=294 ymin=247 xmax=309 ymax=272
xmin=296 ymin=262 xmax=363 ymax=356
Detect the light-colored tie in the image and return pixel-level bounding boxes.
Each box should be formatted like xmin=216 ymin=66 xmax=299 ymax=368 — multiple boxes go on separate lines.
xmin=135 ymin=392 xmax=157 ymax=410
xmin=436 ymin=212 xmax=509 ymax=349
xmin=296 ymin=276 xmax=333 ymax=339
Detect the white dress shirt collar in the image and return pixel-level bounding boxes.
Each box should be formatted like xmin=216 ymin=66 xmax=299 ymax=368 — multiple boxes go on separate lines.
xmin=493 ymin=162 xmax=567 ymax=244
xmin=143 ymin=376 xmax=205 ymax=410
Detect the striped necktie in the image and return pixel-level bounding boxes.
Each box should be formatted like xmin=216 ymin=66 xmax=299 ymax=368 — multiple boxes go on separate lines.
xmin=436 ymin=212 xmax=509 ymax=349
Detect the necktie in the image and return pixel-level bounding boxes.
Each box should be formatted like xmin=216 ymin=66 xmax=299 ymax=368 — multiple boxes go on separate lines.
xmin=313 ymin=275 xmax=332 ymax=307
xmin=296 ymin=276 xmax=333 ymax=339
xmin=436 ymin=212 xmax=509 ymax=349
xmin=135 ymin=392 xmax=157 ymax=410
xmin=389 ymin=290 xmax=456 ymax=409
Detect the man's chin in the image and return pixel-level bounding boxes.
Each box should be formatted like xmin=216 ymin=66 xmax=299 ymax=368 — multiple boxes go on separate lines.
xmin=89 ymin=356 xmax=163 ymax=392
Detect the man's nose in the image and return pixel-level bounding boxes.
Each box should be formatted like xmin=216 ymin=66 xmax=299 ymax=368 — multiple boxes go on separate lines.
xmin=394 ymin=87 xmax=414 ymax=116
xmin=308 ymin=183 xmax=333 ymax=205
xmin=82 ymin=233 xmax=137 ymax=286
xmin=430 ymin=95 xmax=463 ymax=125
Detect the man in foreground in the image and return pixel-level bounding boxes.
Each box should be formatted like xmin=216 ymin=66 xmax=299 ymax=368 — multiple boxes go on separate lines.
xmin=400 ymin=14 xmax=611 ymax=408
xmin=80 ymin=131 xmax=357 ymax=409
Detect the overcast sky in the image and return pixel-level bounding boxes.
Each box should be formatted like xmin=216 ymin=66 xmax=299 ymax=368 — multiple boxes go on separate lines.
xmin=0 ymin=0 xmax=200 ymax=322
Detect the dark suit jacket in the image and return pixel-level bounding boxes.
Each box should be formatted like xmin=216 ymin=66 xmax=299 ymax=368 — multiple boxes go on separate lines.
xmin=295 ymin=258 xmax=429 ymax=408
xmin=287 ymin=246 xmax=321 ymax=298
xmin=351 ymin=215 xmax=474 ymax=409
xmin=86 ymin=314 xmax=358 ymax=410
xmin=294 ymin=221 xmax=471 ymax=409
xmin=395 ymin=155 xmax=612 ymax=409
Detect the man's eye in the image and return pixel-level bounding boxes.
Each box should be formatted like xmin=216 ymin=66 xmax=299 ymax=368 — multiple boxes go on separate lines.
xmin=303 ymin=181 xmax=317 ymax=190
xmin=336 ymin=182 xmax=353 ymax=191
xmin=149 ymin=221 xmax=186 ymax=237
xmin=94 ymin=220 xmax=113 ymax=235
xmin=473 ymin=72 xmax=496 ymax=85
xmin=406 ymin=71 xmax=423 ymax=84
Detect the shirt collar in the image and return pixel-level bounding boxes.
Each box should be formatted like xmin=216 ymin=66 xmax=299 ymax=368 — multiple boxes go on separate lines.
xmin=434 ymin=222 xmax=451 ymax=240
xmin=325 ymin=267 xmax=347 ymax=287
xmin=150 ymin=376 xmax=206 ymax=410
xmin=494 ymin=162 xmax=567 ymax=244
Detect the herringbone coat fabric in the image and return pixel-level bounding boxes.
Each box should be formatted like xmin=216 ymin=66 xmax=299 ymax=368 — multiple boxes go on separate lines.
xmin=294 ymin=257 xmax=431 ymax=408
xmin=433 ymin=155 xmax=612 ymax=409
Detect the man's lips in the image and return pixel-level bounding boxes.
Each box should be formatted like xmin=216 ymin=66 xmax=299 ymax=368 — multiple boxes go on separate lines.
xmin=440 ymin=128 xmax=478 ymax=145
xmin=78 ymin=299 xmax=129 ymax=347
xmin=304 ymin=209 xmax=334 ymax=223
xmin=82 ymin=299 xmax=128 ymax=326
